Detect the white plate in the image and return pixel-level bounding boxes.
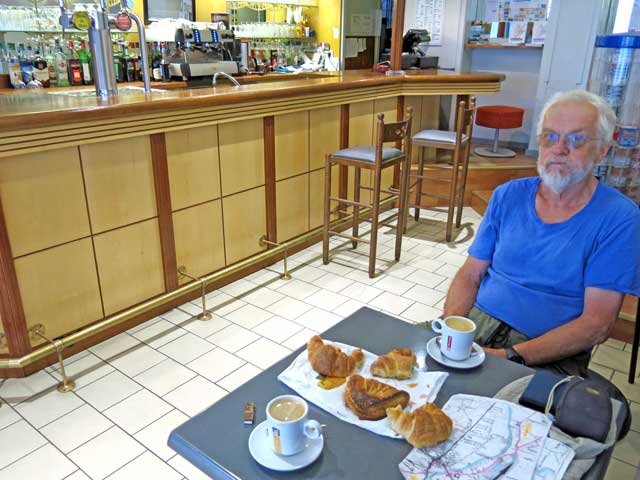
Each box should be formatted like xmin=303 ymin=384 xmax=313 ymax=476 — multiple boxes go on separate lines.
xmin=426 ymin=336 xmax=485 ymax=369
xmin=248 ymin=420 xmax=324 ymax=472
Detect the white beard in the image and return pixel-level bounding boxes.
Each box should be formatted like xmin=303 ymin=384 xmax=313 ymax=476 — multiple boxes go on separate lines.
xmin=537 ymin=157 xmax=593 ymax=194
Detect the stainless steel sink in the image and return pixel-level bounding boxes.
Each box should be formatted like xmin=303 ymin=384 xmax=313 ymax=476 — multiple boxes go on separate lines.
xmin=47 ymin=86 xmax=168 ymax=97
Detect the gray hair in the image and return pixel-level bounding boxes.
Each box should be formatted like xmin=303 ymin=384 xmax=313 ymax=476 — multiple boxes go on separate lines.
xmin=536 ymin=90 xmax=617 ymax=147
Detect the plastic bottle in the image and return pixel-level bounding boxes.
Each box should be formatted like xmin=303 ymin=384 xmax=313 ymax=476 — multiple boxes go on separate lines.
xmin=54 ymin=41 xmax=70 ymax=87
xmin=18 ymin=44 xmax=34 ymax=84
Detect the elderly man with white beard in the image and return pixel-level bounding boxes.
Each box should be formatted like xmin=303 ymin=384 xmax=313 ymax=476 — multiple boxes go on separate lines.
xmin=440 ymin=90 xmax=640 ymax=376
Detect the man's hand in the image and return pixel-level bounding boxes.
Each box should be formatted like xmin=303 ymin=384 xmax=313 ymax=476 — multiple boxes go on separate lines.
xmin=482 ymin=347 xmax=507 ymax=359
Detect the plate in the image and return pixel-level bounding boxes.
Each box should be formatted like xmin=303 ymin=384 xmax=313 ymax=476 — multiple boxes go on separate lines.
xmin=426 ymin=336 xmax=485 ymax=369
xmin=248 ymin=420 xmax=324 ymax=472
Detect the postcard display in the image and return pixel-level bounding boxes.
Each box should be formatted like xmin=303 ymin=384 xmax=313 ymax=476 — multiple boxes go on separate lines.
xmin=589 ymin=33 xmax=640 ymax=205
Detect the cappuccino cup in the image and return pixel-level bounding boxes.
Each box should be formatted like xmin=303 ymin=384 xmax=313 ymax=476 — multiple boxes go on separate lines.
xmin=265 ymin=395 xmax=321 ymax=456
xmin=432 ymin=316 xmax=476 ymax=361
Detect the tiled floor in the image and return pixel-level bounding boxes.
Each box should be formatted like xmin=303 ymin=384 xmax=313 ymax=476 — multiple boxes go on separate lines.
xmin=0 ymin=207 xmax=638 ymax=480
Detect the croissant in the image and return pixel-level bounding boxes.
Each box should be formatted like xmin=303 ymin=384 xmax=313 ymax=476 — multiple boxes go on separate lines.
xmin=386 ymin=403 xmax=453 ymax=448
xmin=344 ymin=374 xmax=410 ymax=420
xmin=307 ymin=335 xmax=364 ymax=378
xmin=370 ymin=348 xmax=415 ymax=379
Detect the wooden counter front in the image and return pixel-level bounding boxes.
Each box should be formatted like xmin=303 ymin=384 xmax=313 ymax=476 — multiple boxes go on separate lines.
xmin=0 ymin=70 xmax=504 ymax=375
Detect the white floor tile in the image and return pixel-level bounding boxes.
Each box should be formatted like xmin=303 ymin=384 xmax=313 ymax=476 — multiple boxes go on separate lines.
xmin=0 ymin=370 xmax=57 ymax=406
xmin=133 ymin=359 xmax=196 ymax=397
xmin=163 ymin=377 xmax=227 ymax=417
xmin=344 ymin=268 xmax=380 ymax=285
xmin=435 ymin=277 xmax=453 ymax=293
xmin=0 ymin=402 xmax=21 ymax=430
xmin=401 ymin=302 xmax=441 ymax=325
xmin=317 ymin=260 xmax=354 ymax=276
xmin=435 ymin=250 xmax=467 ymax=267
xmin=604 ymin=458 xmax=637 ymax=480
xmin=130 ymin=319 xmax=186 ymax=349
xmin=68 ymin=427 xmax=145 ymax=480
xmin=0 ymin=420 xmax=47 ymax=469
xmin=76 ymin=371 xmax=142 ymax=412
xmin=435 ymin=263 xmax=459 ymax=278
xmin=281 ymin=328 xmax=317 ymax=351
xmin=40 ymin=404 xmax=113 ymax=454
xmin=134 ymin=409 xmax=189 ymax=461
xmin=214 ymin=298 xmax=247 ymax=317
xmin=369 ymin=291 xmax=414 ymax=316
xmin=179 ymin=316 xmax=231 ymax=339
xmin=333 ymin=299 xmax=369 ymax=318
xmin=103 ymin=389 xmax=173 ymax=435
xmin=588 ymin=362 xmax=613 ymax=380
xmin=312 ymin=272 xmax=354 ymax=293
xmin=372 ymin=275 xmax=414 ymax=295
xmin=412 ymin=257 xmax=445 ymax=273
xmin=293 ymin=307 xmax=343 ymax=333
xmin=63 ymin=470 xmax=91 ymax=480
xmin=276 ymin=279 xmax=319 ymax=301
xmin=50 ymin=353 xmax=115 ymax=390
xmin=241 ymin=287 xmax=285 ymax=309
xmin=339 ymin=282 xmax=384 ymax=303
xmin=290 ymin=265 xmax=326 ymax=283
xmin=629 ymin=401 xmax=639 ymax=434
xmin=207 ymin=324 xmax=260 ymax=353
xmin=216 ymin=364 xmax=262 ymax=392
xmin=127 ymin=316 xmax=163 ymax=334
xmin=402 ymin=284 xmax=446 ymax=306
xmin=90 ymin=333 xmax=141 ymax=361
xmin=266 ymin=297 xmax=312 ymax=321
xmin=404 ymin=269 xmax=447 ymax=289
xmin=592 ymin=345 xmax=631 ymax=374
xmin=382 ymin=263 xmax=417 ymax=279
xmin=220 ymin=278 xmax=256 ymax=297
xmin=0 ymin=443 xmax=77 ymax=480
xmin=168 ymin=454 xmax=211 ymax=480
xmin=612 ymin=372 xmax=640 ymax=404
xmin=408 ymin=243 xmax=443 ymax=259
xmin=106 ymin=451 xmax=181 ymax=480
xmin=15 ymin=389 xmax=84 ymax=429
xmin=176 ymin=301 xmax=204 ymax=318
xmin=159 ymin=308 xmax=192 ymax=325
xmin=203 ymin=291 xmax=234 ymax=307
xmin=612 ymin=430 xmax=640 ymax=466
xmin=109 ymin=345 xmax=167 ymax=378
xmin=236 ymin=338 xmax=291 ymax=370
xmin=223 ymin=303 xmax=273 ymax=329
xmin=304 ymin=289 xmax=350 ymax=311
xmin=158 ymin=334 xmax=215 ymax=365
xmin=252 ymin=316 xmax=303 ymax=344
xmin=187 ymin=348 xmax=245 ymax=383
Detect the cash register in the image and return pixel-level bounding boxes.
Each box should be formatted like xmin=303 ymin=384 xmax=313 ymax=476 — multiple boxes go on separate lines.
xmin=380 ymin=29 xmax=439 ymax=70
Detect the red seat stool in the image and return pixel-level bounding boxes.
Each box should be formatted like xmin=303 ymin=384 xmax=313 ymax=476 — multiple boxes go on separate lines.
xmin=474 ymin=105 xmax=524 ymax=158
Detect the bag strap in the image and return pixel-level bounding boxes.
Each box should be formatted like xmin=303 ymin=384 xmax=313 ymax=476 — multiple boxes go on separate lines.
xmin=544 ymin=375 xmax=579 ymax=416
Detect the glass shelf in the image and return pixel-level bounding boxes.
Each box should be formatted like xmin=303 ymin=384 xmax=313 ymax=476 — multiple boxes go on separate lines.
xmin=0 ymin=29 xmax=132 ymax=34
xmin=236 ymin=35 xmax=315 ymax=40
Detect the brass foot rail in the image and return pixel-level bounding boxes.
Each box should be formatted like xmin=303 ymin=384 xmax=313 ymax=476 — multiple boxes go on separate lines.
xmin=29 ymin=324 xmax=76 ymax=393
xmin=259 ymin=235 xmax=292 ymax=280
xmin=177 ymin=266 xmax=212 ymax=320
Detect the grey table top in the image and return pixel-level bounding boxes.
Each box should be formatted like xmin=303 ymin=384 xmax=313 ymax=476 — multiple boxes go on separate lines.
xmin=168 ymin=307 xmax=611 ymax=479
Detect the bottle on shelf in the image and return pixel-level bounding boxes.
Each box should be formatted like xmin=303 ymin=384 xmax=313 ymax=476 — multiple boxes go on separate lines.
xmin=32 ymin=48 xmax=50 ymax=87
xmin=78 ymin=41 xmax=92 ymax=85
xmin=125 ymin=42 xmax=136 ymax=83
xmin=133 ymin=43 xmax=142 ymax=82
xmin=18 ymin=43 xmax=34 ymax=84
xmin=54 ymin=41 xmax=70 ymax=88
xmin=0 ymin=45 xmax=8 ymax=76
xmin=113 ymin=41 xmax=126 ymax=83
xmin=67 ymin=41 xmax=83 ymax=86
xmin=6 ymin=44 xmax=25 ymax=88
xmin=45 ymin=44 xmax=57 ymax=87
xmin=151 ymin=42 xmax=162 ymax=81
xmin=160 ymin=42 xmax=171 ymax=82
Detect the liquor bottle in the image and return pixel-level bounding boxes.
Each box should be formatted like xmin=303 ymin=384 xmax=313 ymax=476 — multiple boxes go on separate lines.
xmin=45 ymin=45 xmax=57 ymax=87
xmin=6 ymin=44 xmax=25 ymax=88
xmin=133 ymin=43 xmax=142 ymax=81
xmin=113 ymin=41 xmax=126 ymax=83
xmin=67 ymin=41 xmax=83 ymax=86
xmin=18 ymin=44 xmax=34 ymax=84
xmin=125 ymin=43 xmax=136 ymax=82
xmin=160 ymin=42 xmax=171 ymax=82
xmin=78 ymin=41 xmax=92 ymax=85
xmin=0 ymin=45 xmax=8 ymax=76
xmin=151 ymin=42 xmax=162 ymax=81
xmin=54 ymin=41 xmax=70 ymax=87
xmin=32 ymin=49 xmax=50 ymax=87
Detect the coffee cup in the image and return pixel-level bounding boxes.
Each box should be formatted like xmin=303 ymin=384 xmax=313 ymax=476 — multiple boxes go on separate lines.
xmin=265 ymin=395 xmax=321 ymax=456
xmin=431 ymin=316 xmax=476 ymax=361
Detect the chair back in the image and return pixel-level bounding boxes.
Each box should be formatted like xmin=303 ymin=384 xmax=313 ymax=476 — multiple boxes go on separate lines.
xmin=373 ymin=106 xmax=414 ymax=165
xmin=454 ymin=96 xmax=477 ymax=144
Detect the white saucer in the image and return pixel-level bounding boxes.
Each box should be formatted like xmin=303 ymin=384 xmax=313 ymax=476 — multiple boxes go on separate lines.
xmin=248 ymin=420 xmax=324 ymax=472
xmin=426 ymin=336 xmax=485 ymax=369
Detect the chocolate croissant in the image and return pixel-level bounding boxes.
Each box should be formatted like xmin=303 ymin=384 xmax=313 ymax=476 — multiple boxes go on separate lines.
xmin=307 ymin=335 xmax=364 ymax=378
xmin=386 ymin=403 xmax=452 ymax=448
xmin=370 ymin=348 xmax=415 ymax=379
xmin=344 ymin=374 xmax=410 ymax=420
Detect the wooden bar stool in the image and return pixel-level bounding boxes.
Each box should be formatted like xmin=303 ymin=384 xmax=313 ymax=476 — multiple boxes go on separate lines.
xmin=410 ymin=97 xmax=476 ymax=242
xmin=322 ymin=107 xmax=413 ymax=278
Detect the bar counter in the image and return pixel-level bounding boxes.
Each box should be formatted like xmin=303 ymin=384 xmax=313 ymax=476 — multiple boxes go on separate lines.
xmin=0 ymin=69 xmax=504 ymax=377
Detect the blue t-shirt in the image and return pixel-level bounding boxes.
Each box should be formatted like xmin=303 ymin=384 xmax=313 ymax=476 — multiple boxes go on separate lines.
xmin=468 ymin=177 xmax=640 ymax=338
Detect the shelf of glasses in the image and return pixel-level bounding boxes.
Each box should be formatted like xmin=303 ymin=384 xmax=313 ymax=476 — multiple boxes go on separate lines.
xmin=237 ymin=35 xmax=315 ymax=41
xmin=0 ymin=29 xmax=132 ymax=34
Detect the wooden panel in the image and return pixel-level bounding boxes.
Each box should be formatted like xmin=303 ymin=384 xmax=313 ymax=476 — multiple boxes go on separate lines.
xmin=309 ymin=166 xmax=340 ymax=229
xmin=309 ymin=106 xmax=341 ymax=171
xmin=349 ymin=101 xmax=374 ymax=146
xmin=223 ymin=186 xmax=267 ymax=264
xmin=0 ymin=147 xmax=90 ymax=257
xmin=374 ymin=97 xmax=398 ymax=124
xmin=151 ymin=133 xmax=178 ymax=292
xmin=276 ymin=174 xmax=309 ymax=242
xmin=219 ymin=118 xmax=264 ymax=196
xmin=166 ymin=125 xmax=221 ymax=211
xmin=81 ymin=136 xmax=157 ymax=234
xmin=264 ymin=117 xmax=277 ymax=243
xmin=275 ymin=111 xmax=309 ymax=181
xmin=14 ymin=238 xmax=103 ymax=345
xmin=173 ymin=200 xmax=226 ymax=284
xmin=0 ymin=321 xmax=6 ymax=354
xmin=94 ymin=219 xmax=165 ymax=316
xmin=404 ymin=96 xmax=424 ymax=164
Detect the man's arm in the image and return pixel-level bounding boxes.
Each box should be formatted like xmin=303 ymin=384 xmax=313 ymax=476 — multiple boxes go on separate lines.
xmin=490 ymin=287 xmax=624 ymax=364
xmin=442 ymin=256 xmax=491 ymax=318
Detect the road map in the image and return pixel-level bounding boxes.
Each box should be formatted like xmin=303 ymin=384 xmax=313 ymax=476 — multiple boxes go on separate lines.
xmin=399 ymin=394 xmax=573 ymax=480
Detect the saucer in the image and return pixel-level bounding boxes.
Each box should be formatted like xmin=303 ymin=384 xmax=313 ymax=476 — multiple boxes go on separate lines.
xmin=426 ymin=336 xmax=485 ymax=369
xmin=248 ymin=420 xmax=324 ymax=472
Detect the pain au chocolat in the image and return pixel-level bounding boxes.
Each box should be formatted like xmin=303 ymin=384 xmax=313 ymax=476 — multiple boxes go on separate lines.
xmin=344 ymin=374 xmax=410 ymax=421
xmin=307 ymin=335 xmax=364 ymax=378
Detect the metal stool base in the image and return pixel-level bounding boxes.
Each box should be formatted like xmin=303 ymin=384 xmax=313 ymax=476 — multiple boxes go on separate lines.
xmin=474 ymin=146 xmax=516 ymax=158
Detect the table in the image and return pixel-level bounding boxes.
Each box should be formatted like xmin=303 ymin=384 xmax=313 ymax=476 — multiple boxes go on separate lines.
xmin=168 ymin=307 xmax=614 ymax=479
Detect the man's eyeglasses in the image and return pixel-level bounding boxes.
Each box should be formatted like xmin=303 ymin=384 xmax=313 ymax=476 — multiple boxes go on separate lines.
xmin=537 ymin=132 xmax=600 ymax=151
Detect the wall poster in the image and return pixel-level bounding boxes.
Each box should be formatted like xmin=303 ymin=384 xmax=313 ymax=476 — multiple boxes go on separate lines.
xmin=411 ymin=0 xmax=444 ymax=46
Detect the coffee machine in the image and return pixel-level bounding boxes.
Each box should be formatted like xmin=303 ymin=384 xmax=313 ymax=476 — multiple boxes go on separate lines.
xmin=146 ymin=20 xmax=242 ymax=81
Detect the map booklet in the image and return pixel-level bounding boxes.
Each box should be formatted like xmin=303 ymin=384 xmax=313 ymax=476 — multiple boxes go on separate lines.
xmin=399 ymin=394 xmax=574 ymax=480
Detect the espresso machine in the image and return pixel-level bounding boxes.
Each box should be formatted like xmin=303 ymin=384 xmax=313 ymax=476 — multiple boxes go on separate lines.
xmin=146 ymin=20 xmax=241 ymax=81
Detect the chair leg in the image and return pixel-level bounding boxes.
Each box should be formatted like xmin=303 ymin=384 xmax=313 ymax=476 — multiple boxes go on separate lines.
xmin=455 ymin=143 xmax=472 ymax=228
xmin=414 ymin=149 xmax=425 ymax=221
xmin=352 ymin=167 xmax=361 ymax=249
xmin=322 ymin=159 xmax=332 ymax=265
xmin=395 ymin=157 xmax=411 ymax=261
xmin=369 ymin=166 xmax=382 ymax=278
xmin=446 ymin=148 xmax=462 ymax=243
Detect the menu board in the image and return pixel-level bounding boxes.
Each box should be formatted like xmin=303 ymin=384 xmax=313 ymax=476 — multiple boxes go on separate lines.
xmin=411 ymin=0 xmax=444 ymax=46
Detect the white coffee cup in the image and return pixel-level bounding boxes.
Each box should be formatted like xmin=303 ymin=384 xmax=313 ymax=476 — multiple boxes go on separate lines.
xmin=431 ymin=316 xmax=476 ymax=361
xmin=265 ymin=395 xmax=321 ymax=456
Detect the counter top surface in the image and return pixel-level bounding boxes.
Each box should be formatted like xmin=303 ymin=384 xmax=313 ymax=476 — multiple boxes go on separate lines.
xmin=0 ymin=70 xmax=505 ymax=131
